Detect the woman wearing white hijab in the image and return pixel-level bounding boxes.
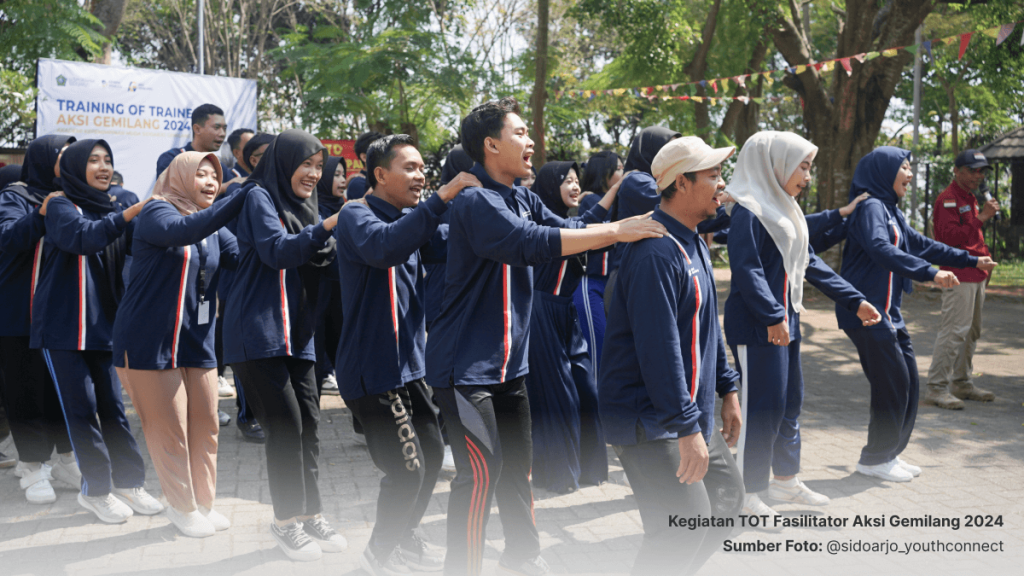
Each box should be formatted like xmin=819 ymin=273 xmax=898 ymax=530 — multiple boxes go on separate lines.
xmin=723 ymin=131 xmax=882 ymax=519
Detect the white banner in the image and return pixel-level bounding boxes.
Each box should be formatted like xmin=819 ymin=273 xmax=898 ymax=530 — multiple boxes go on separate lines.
xmin=35 ymin=58 xmax=257 ymax=199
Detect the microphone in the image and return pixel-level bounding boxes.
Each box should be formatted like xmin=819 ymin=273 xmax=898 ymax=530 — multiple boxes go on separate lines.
xmin=980 ymin=183 xmax=1001 ymax=222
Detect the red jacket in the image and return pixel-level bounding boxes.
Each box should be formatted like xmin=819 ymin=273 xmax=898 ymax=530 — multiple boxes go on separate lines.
xmin=933 ymin=180 xmax=990 ymax=283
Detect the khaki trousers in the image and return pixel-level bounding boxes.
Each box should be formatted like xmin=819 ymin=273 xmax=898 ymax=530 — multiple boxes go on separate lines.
xmin=116 ymin=360 xmax=219 ymax=512
xmin=926 ymin=281 xmax=985 ymax=394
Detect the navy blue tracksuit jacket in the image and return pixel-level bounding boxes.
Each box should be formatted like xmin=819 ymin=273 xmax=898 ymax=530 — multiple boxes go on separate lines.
xmin=425 ymin=164 xmax=600 ymax=389
xmin=0 ymin=191 xmax=46 ymax=337
xmin=30 ymin=198 xmax=130 ymax=351
xmin=724 ymin=205 xmax=865 ymax=345
xmin=334 ymin=193 xmax=448 ymax=401
xmin=838 ymin=198 xmax=977 ymax=332
xmin=222 ymin=188 xmax=333 ymax=364
xmin=599 ymin=207 xmax=740 ymax=446
xmin=112 ymin=197 xmax=244 ymax=370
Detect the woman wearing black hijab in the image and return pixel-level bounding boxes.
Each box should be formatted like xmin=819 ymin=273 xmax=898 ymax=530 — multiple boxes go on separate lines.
xmin=29 ymin=139 xmax=164 ymax=523
xmin=0 ymin=136 xmax=78 ymax=505
xmin=313 ymin=154 xmax=346 ymax=395
xmin=221 ymin=129 xmax=347 ymax=562
xmin=0 ymin=164 xmax=22 ymax=190
xmin=604 ymin=127 xmax=681 ymax=306
xmin=525 ymin=161 xmax=610 ymax=493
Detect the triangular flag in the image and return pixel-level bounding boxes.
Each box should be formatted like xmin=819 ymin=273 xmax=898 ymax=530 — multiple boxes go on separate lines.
xmin=762 ymin=71 xmax=774 ymax=87
xmin=904 ymin=44 xmax=919 ymax=55
xmin=787 ymin=66 xmax=796 ymax=74
xmin=613 ymin=88 xmax=626 ymax=96
xmin=853 ymin=53 xmax=867 ymax=63
xmin=864 ymin=51 xmax=880 ymax=61
xmin=646 ymin=87 xmax=655 ymax=95
xmin=698 ymin=80 xmax=707 ymax=87
xmin=997 ymin=23 xmax=1015 ymax=45
xmin=813 ymin=62 xmax=823 ymax=71
xmin=922 ymin=40 xmax=933 ymax=60
xmin=710 ymin=80 xmax=718 ymax=93
xmin=588 ymin=92 xmax=596 ymax=102
xmin=982 ymin=27 xmax=1000 ymax=39
xmin=752 ymin=97 xmax=764 ymax=104
xmin=959 ymin=33 xmax=973 ymax=60
xmin=721 ymin=78 xmax=730 ymax=91
xmin=839 ymin=57 xmax=853 ymax=76
xmin=882 ymin=48 xmax=898 ymax=57
xmin=679 ymin=96 xmax=690 ymax=101
xmin=736 ymin=96 xmax=750 ymax=105
xmin=692 ymin=96 xmax=703 ymax=103
xmin=944 ymin=36 xmax=959 ymax=46
xmin=735 ymin=75 xmax=746 ymax=88
xmin=795 ymin=64 xmax=807 ymax=74
xmin=655 ymin=85 xmax=664 ymax=91
xmin=821 ymin=60 xmax=834 ymax=72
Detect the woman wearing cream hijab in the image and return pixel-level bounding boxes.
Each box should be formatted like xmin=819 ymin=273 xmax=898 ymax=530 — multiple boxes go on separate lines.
xmin=112 ymin=152 xmax=251 ymax=537
xmin=722 ymin=131 xmax=882 ymax=520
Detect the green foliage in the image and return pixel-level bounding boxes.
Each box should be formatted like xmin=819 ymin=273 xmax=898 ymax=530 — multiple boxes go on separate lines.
xmin=0 ymin=0 xmax=107 ymax=74
xmin=0 ymin=66 xmax=38 ymax=147
xmin=0 ymin=0 xmax=108 ymax=146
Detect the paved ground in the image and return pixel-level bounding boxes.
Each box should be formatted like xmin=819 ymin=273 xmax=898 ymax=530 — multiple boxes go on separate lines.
xmin=1 ymin=271 xmax=1022 ymax=576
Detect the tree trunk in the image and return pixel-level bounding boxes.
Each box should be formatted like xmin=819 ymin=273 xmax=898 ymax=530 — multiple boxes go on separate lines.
xmin=90 ymin=0 xmax=129 ymax=65
xmin=772 ymin=0 xmax=934 ymax=211
xmin=719 ymin=36 xmax=768 ymax=146
xmin=531 ymin=0 xmax=550 ymax=169
xmin=683 ymin=0 xmax=723 ymax=143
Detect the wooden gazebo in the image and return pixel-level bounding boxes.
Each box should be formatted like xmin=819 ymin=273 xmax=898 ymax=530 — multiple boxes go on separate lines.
xmin=978 ymin=126 xmax=1024 ymax=256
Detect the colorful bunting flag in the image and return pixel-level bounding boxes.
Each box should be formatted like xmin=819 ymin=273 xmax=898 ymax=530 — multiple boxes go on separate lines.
xmin=864 ymin=51 xmax=880 ymax=61
xmin=795 ymin=64 xmax=807 ymax=74
xmin=996 ymin=23 xmax=1015 ymax=45
xmin=853 ymin=53 xmax=867 ymax=63
xmin=882 ymin=48 xmax=899 ymax=57
xmin=721 ymin=77 xmax=730 ymax=91
xmin=959 ymin=33 xmax=973 ymax=60
xmin=839 ymin=57 xmax=853 ymax=76
xmin=922 ymin=40 xmax=933 ymax=60
xmin=735 ymin=75 xmax=746 ymax=88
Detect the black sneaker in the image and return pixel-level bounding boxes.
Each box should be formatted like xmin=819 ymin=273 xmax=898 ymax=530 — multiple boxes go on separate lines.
xmin=498 ymin=554 xmax=550 ymax=576
xmin=270 ymin=521 xmax=321 ymax=562
xmin=302 ymin=514 xmax=348 ymax=552
xmin=237 ymin=419 xmax=266 ymax=443
xmin=398 ymin=533 xmax=444 ymax=571
xmin=360 ymin=546 xmax=412 ymax=575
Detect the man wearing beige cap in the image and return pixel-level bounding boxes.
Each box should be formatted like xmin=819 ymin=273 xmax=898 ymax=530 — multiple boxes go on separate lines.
xmin=599 ymin=136 xmax=745 ymax=575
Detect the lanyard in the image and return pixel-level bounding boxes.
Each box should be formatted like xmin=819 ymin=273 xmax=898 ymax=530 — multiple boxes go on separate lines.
xmin=195 ymin=238 xmax=208 ymax=303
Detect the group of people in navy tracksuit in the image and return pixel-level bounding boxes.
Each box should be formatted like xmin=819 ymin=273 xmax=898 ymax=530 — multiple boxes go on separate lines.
xmin=0 ymin=91 xmax=1001 ymax=576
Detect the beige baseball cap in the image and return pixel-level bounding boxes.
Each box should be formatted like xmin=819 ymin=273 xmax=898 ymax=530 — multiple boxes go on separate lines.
xmin=651 ymin=136 xmax=735 ymax=191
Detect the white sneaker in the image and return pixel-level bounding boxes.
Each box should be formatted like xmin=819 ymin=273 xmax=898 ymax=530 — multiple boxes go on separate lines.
xmin=199 ymin=505 xmax=231 ymax=531
xmin=321 ymin=374 xmax=340 ymax=396
xmin=894 ymin=457 xmax=922 ymax=477
xmin=14 ymin=461 xmax=30 ymax=478
xmin=50 ymin=453 xmax=82 ymax=488
xmin=166 ymin=506 xmax=216 ymax=538
xmin=20 ymin=465 xmax=57 ymax=504
xmin=78 ymin=492 xmax=133 ymax=523
xmin=768 ymin=477 xmax=830 ymax=505
xmin=218 ymin=376 xmax=235 ymax=397
xmin=441 ymin=445 xmax=456 ymax=472
xmin=742 ymin=493 xmax=782 ymax=531
xmin=113 ymin=486 xmax=165 ymax=515
xmin=856 ymin=460 xmax=913 ymax=482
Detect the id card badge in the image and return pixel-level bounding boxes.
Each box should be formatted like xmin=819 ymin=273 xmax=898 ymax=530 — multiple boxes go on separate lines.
xmin=197 ymin=300 xmax=211 ymax=325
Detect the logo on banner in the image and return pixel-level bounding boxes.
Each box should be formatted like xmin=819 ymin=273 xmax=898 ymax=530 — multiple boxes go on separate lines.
xmin=56 ymin=75 xmax=67 ymax=86
xmin=128 ymin=82 xmax=138 ymax=92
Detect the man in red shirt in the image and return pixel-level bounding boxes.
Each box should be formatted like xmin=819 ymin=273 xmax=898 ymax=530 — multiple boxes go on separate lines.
xmin=925 ymin=149 xmax=1001 ymax=410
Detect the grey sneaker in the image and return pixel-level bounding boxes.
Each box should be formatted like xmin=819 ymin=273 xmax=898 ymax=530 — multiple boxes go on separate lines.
xmin=498 ymin=554 xmax=551 ymax=576
xmin=302 ymin=514 xmax=347 ymax=552
xmin=78 ymin=492 xmax=133 ymax=523
xmin=360 ymin=546 xmax=411 ymax=575
xmin=271 ymin=521 xmax=322 ymax=562
xmin=399 ymin=533 xmax=444 ymax=571
xmin=112 ymin=486 xmax=164 ymax=515
xmin=50 ymin=453 xmax=82 ymax=488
